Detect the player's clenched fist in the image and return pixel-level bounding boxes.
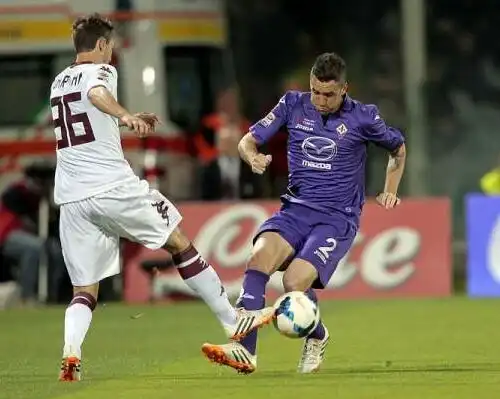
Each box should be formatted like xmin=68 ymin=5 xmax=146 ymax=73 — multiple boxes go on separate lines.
xmin=135 ymin=112 xmax=160 ymax=132
xmin=249 ymin=153 xmax=272 ymax=174
xmin=376 ymin=192 xmax=401 ymax=209
xmin=120 ymin=114 xmax=152 ymax=138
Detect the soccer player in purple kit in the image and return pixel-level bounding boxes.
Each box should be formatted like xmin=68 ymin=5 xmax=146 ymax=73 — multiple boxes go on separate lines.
xmin=202 ymin=52 xmax=406 ymax=374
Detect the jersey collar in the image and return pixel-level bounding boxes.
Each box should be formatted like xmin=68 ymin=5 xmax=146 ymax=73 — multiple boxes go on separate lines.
xmin=70 ymin=61 xmax=95 ymax=68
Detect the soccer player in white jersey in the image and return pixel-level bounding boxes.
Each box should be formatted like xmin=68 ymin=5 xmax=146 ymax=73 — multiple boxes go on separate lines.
xmin=51 ymin=14 xmax=274 ymax=382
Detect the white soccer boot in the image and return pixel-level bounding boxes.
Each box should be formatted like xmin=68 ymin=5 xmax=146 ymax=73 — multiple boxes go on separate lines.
xmin=224 ymin=306 xmax=276 ymax=341
xmin=297 ymin=326 xmax=330 ymax=373
xmin=201 ymin=341 xmax=257 ymax=374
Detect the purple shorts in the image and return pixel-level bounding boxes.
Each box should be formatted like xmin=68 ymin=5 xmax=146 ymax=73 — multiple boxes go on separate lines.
xmin=254 ymin=201 xmax=356 ymax=289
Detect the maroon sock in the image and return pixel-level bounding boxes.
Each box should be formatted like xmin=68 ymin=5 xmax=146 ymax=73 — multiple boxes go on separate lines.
xmin=69 ymin=292 xmax=97 ymax=311
xmin=172 ymin=245 xmax=208 ymax=280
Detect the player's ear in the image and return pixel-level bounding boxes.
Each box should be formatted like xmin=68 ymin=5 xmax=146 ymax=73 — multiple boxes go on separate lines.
xmin=342 ymin=82 xmax=348 ymax=95
xmin=309 ymin=73 xmax=315 ymax=90
xmin=96 ymin=37 xmax=106 ymax=52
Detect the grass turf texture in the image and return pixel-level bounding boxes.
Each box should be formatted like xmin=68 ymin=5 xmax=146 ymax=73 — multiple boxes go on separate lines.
xmin=1 ymin=297 xmax=499 ymax=399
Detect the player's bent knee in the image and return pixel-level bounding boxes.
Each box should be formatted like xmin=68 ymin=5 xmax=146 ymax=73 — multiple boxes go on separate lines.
xmin=282 ymin=273 xmax=312 ymax=292
xmin=248 ymin=232 xmax=294 ymax=274
xmin=163 ymin=227 xmax=191 ymax=254
xmin=72 ymin=283 xmax=99 ymax=298
xmin=282 ymin=260 xmax=318 ymax=292
xmin=247 ymin=250 xmax=280 ymax=275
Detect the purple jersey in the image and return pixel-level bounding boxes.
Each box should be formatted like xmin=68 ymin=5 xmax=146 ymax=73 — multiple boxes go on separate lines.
xmin=250 ymin=91 xmax=404 ymax=226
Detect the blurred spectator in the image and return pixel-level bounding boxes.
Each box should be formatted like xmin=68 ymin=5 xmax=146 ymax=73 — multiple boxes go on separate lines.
xmin=0 ymin=162 xmax=66 ymax=305
xmin=199 ymin=113 xmax=262 ymax=200
xmin=0 ymin=281 xmax=20 ymax=310
xmin=195 ymin=86 xmax=263 ymax=200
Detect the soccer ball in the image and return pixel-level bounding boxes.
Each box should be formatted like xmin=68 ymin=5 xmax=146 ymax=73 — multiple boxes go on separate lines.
xmin=272 ymin=291 xmax=320 ymax=339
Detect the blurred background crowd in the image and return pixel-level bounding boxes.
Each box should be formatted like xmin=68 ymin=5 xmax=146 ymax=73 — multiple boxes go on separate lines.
xmin=0 ymin=0 xmax=499 ymax=306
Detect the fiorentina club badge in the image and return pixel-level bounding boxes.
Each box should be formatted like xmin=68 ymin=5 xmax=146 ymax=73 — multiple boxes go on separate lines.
xmin=336 ymin=123 xmax=348 ymax=135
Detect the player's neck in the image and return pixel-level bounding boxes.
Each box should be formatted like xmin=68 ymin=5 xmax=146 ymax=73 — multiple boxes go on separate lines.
xmin=74 ymin=52 xmax=102 ymax=65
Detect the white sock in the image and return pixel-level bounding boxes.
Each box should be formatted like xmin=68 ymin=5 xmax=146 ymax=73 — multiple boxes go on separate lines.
xmin=63 ymin=303 xmax=93 ymax=359
xmin=183 ymin=266 xmax=238 ymax=327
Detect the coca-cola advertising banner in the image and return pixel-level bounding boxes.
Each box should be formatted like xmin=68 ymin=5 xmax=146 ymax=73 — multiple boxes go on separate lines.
xmin=123 ymin=199 xmax=452 ymax=303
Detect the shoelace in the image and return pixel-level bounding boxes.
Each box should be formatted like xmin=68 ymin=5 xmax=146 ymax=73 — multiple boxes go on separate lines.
xmin=301 ymin=339 xmax=322 ymax=365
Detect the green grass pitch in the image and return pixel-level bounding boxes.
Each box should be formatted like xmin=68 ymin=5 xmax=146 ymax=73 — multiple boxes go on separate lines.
xmin=1 ymin=297 xmax=500 ymax=399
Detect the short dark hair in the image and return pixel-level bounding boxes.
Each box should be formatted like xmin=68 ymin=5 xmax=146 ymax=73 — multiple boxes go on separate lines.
xmin=311 ymin=52 xmax=347 ymax=83
xmin=72 ymin=13 xmax=114 ymax=53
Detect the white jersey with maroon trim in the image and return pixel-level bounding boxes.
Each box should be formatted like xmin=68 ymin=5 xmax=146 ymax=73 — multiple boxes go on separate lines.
xmin=50 ymin=62 xmax=137 ymax=205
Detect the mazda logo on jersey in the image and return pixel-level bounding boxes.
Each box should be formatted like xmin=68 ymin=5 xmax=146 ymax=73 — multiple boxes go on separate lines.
xmin=301 ymin=137 xmax=337 ymax=162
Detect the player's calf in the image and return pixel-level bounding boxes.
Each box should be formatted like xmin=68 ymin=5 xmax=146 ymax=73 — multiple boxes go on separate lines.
xmin=164 ymin=228 xmax=275 ymax=340
xmin=163 ymin=229 xmax=237 ymax=328
xmin=235 ymin=232 xmax=294 ymax=355
xmin=304 ymin=288 xmax=327 ymax=339
xmin=281 ymin=258 xmax=318 ymax=292
xmin=60 ymin=286 xmax=98 ymax=382
xmin=283 ymin=261 xmax=328 ymax=340
xmin=282 ymin=260 xmax=329 ymax=372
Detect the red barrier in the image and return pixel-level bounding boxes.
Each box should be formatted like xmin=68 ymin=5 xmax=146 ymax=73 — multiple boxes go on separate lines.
xmin=123 ymin=199 xmax=452 ymax=302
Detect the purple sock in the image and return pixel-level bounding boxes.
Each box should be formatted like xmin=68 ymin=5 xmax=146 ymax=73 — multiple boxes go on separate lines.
xmin=235 ymin=269 xmax=269 ymax=355
xmin=305 ymin=288 xmax=326 ymax=340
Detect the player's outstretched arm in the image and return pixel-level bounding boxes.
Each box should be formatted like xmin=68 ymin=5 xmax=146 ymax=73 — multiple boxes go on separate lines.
xmin=377 ymin=143 xmax=406 ymax=209
xmin=238 ymin=133 xmax=272 ymax=175
xmin=241 ymin=91 xmax=295 ymax=174
xmin=88 ymin=86 xmax=151 ymax=137
xmin=238 ymin=133 xmax=259 ymax=165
